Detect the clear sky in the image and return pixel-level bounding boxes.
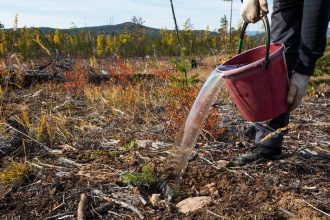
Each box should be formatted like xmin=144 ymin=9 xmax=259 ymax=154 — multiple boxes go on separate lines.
xmin=0 ymin=0 xmax=273 ymax=31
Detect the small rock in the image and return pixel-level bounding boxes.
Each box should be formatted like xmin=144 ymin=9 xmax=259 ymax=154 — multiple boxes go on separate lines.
xmin=150 ymin=194 xmax=161 ymax=206
xmin=176 ymin=196 xmax=212 ymax=214
xmin=100 ymin=140 xmax=120 ymax=150
xmin=199 ymin=189 xmax=209 ymax=196
xmin=212 ymin=189 xmax=219 ymax=196
xmin=136 ymin=140 xmax=152 ymax=148
xmin=55 ymin=171 xmax=72 ymax=178
xmin=216 ymin=160 xmax=229 ymax=168
xmin=204 ymin=183 xmax=216 ymax=188
xmin=266 ymin=161 xmax=273 ymax=166
xmin=0 ymin=141 xmax=12 ymax=157
xmin=58 ymin=144 xmax=77 ymax=152
xmin=200 ymin=183 xmax=218 ymax=197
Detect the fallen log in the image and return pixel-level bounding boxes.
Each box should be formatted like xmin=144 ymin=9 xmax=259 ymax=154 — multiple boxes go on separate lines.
xmin=88 ymin=71 xmax=155 ymax=83
xmin=24 ymin=71 xmax=66 ymax=85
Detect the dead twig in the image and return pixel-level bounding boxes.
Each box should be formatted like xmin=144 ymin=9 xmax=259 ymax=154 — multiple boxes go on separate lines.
xmin=88 ymin=203 xmax=113 ymax=217
xmin=313 ymin=145 xmax=330 ymax=154
xmin=51 ymin=203 xmax=65 ymax=212
xmin=30 ymin=158 xmax=67 ymax=170
xmin=198 ymin=155 xmax=222 ymax=170
xmin=278 ymin=207 xmax=295 ymax=217
xmin=198 ymin=154 xmax=254 ymax=180
xmin=107 ymin=210 xmax=123 ymax=218
xmin=45 ymin=213 xmax=67 ymax=220
xmin=201 ymin=129 xmax=216 ymax=142
xmin=57 ymin=214 xmax=74 ymax=220
xmin=207 ymin=209 xmax=229 ymax=219
xmin=77 ymin=192 xmax=89 ymax=220
xmin=109 ymin=211 xmax=134 ymax=220
xmin=260 ymin=124 xmax=294 ymax=143
xmin=3 ymin=122 xmax=61 ymax=154
xmin=92 ymin=189 xmax=145 ymax=219
xmin=58 ymin=157 xmax=82 ymax=168
xmin=303 ymin=200 xmax=330 ymax=217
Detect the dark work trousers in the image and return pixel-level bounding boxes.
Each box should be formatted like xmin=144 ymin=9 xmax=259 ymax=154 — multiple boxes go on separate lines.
xmin=255 ymin=0 xmax=330 ymax=149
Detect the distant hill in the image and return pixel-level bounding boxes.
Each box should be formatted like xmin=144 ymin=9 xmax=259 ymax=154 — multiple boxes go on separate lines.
xmin=6 ymin=22 xmax=329 ymax=37
xmin=38 ymin=22 xmax=161 ymax=36
xmin=6 ymin=22 xmax=218 ymax=37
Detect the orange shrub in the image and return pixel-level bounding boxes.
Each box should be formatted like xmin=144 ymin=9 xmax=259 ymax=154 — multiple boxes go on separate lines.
xmin=64 ymin=63 xmax=87 ymax=93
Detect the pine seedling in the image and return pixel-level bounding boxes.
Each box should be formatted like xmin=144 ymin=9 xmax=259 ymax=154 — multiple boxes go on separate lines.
xmin=121 ymin=164 xmax=157 ymax=186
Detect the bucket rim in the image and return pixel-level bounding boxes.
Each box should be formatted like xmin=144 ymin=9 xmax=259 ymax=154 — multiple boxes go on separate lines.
xmin=217 ymin=43 xmax=284 ymax=77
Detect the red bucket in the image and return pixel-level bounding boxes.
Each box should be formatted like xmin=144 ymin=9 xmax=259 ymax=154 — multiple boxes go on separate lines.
xmin=219 ymin=16 xmax=289 ymax=122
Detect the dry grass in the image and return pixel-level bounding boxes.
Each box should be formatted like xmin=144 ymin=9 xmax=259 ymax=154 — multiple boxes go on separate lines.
xmin=0 ymin=58 xmax=227 ymax=151
xmin=0 ymin=86 xmax=4 ymax=100
xmin=0 ymin=161 xmax=32 ymax=184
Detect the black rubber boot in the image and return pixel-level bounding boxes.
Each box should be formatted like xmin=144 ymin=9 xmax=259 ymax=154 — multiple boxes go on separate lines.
xmin=243 ymin=124 xmax=256 ymax=141
xmin=237 ymin=116 xmax=289 ymax=166
xmin=236 ymin=144 xmax=283 ymax=166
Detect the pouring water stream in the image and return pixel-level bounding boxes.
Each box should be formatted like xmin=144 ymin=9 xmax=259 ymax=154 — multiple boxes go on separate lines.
xmin=164 ymin=65 xmax=244 ymax=194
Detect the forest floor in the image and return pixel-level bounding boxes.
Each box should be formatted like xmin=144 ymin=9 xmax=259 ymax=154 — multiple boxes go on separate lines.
xmin=0 ymin=57 xmax=329 ymax=219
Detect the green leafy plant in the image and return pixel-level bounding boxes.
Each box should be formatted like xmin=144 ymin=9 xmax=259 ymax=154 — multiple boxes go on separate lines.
xmin=88 ymin=148 xmax=108 ymax=159
xmin=122 ymin=140 xmax=138 ymax=153
xmin=171 ymin=47 xmax=191 ymax=86
xmin=171 ymin=73 xmax=200 ymax=88
xmin=171 ymin=57 xmax=190 ymax=74
xmin=121 ymin=164 xmax=157 ymax=186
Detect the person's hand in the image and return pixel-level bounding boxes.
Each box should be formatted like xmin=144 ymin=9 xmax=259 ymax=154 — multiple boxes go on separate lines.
xmin=287 ymin=72 xmax=311 ymax=111
xmin=240 ymin=0 xmax=268 ymax=23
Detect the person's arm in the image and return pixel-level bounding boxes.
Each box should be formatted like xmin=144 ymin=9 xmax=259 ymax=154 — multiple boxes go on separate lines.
xmin=293 ymin=0 xmax=329 ymax=76
xmin=287 ymin=0 xmax=329 ymax=111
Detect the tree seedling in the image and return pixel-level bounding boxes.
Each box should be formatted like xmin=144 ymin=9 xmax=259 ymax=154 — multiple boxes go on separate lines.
xmin=121 ymin=164 xmax=157 ymax=186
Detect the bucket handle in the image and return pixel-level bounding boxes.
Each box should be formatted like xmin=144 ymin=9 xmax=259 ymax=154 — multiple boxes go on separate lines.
xmin=237 ymin=14 xmax=270 ymax=70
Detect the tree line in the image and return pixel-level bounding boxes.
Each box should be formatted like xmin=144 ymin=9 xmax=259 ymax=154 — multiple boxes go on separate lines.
xmin=0 ymin=16 xmax=261 ymax=59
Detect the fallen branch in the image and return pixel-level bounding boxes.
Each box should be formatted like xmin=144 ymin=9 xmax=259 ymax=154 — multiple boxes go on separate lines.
xmin=107 ymin=210 xmax=123 ymax=218
xmin=87 ymin=203 xmax=113 ymax=217
xmin=77 ymin=193 xmax=89 ymax=220
xmin=198 ymin=154 xmax=254 ymax=180
xmin=92 ymin=189 xmax=145 ymax=219
xmin=58 ymin=157 xmax=82 ymax=168
xmin=3 ymin=122 xmax=61 ymax=154
xmin=303 ymin=200 xmax=330 ymax=217
xmin=30 ymin=160 xmax=66 ymax=170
